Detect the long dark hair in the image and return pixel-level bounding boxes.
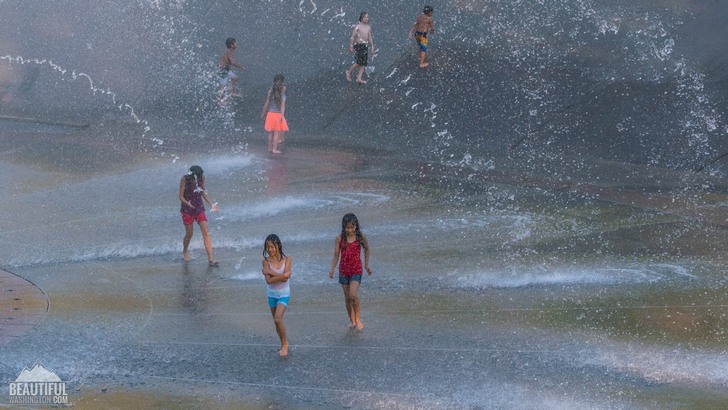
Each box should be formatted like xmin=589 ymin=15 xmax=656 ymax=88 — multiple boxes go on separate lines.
xmin=185 ymin=165 xmax=204 ymax=189
xmin=263 ymin=234 xmax=286 ymax=260
xmin=340 ymin=213 xmax=365 ymax=246
xmin=271 ymin=73 xmax=285 ymax=108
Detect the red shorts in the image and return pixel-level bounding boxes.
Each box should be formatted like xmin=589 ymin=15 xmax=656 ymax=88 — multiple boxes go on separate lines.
xmin=181 ymin=211 xmax=207 ymax=225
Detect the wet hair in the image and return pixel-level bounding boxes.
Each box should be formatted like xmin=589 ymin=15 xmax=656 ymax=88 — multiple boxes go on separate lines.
xmin=271 ymin=73 xmax=285 ymax=110
xmin=423 ymin=5 xmax=433 ymax=14
xmin=263 ymin=234 xmax=286 ymax=260
xmin=359 ymin=11 xmax=367 ymax=22
xmin=186 ymin=165 xmax=204 ymax=187
xmin=225 ymin=37 xmax=236 ymax=48
xmin=188 ymin=165 xmax=204 ymax=178
xmin=340 ymin=213 xmax=365 ymax=245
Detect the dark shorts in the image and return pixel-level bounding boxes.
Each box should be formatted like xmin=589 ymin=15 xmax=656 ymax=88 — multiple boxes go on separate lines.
xmin=339 ymin=273 xmax=362 ymax=285
xmin=354 ymin=43 xmax=368 ymax=66
xmin=181 ymin=211 xmax=207 ymax=225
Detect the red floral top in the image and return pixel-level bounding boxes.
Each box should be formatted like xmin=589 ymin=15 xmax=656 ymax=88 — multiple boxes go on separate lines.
xmin=339 ymin=238 xmax=362 ymax=277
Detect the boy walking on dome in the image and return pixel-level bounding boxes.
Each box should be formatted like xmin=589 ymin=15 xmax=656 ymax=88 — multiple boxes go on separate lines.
xmin=408 ymin=6 xmax=435 ymax=68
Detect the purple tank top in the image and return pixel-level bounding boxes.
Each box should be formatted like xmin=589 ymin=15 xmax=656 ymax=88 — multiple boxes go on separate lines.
xmin=181 ymin=175 xmax=205 ymax=216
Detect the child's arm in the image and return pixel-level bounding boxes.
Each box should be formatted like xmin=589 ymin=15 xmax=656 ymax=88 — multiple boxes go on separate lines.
xmin=349 ymin=26 xmax=357 ymax=52
xmin=262 ymin=259 xmax=289 ymax=284
xmin=201 ymin=191 xmax=219 ymax=212
xmin=199 ymin=178 xmax=218 ymax=212
xmin=368 ymin=30 xmax=375 ymax=53
xmin=283 ymin=256 xmax=292 ymax=280
xmin=329 ymin=236 xmax=341 ymax=279
xmin=361 ymin=234 xmax=372 ymax=275
xmin=261 ymin=89 xmax=271 ymax=120
xmin=280 ymin=87 xmax=286 ymax=118
xmin=262 ymin=259 xmax=274 ymax=283
xmin=179 ymin=177 xmax=193 ymax=209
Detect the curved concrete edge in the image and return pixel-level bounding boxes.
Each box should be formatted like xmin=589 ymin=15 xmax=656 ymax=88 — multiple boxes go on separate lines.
xmin=0 ymin=269 xmax=49 ymax=346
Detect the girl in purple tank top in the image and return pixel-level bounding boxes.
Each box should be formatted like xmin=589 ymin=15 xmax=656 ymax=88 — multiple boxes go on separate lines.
xmin=179 ymin=165 xmax=220 ymax=266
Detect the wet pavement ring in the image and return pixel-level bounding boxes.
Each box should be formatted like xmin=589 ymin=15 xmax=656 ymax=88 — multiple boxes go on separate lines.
xmin=0 ymin=269 xmax=49 ymax=345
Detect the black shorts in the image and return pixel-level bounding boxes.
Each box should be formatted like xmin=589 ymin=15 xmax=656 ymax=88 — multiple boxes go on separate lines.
xmin=354 ymin=43 xmax=368 ymax=66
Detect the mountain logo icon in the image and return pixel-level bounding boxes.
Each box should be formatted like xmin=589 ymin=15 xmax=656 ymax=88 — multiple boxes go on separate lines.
xmin=14 ymin=363 xmax=62 ymax=383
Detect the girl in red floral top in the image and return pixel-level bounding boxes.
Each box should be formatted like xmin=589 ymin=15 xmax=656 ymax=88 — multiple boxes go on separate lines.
xmin=329 ymin=213 xmax=372 ymax=330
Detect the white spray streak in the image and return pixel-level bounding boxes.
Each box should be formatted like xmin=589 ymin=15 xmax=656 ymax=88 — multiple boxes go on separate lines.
xmin=0 ymin=54 xmax=150 ymax=133
xmin=331 ymin=8 xmax=345 ymax=20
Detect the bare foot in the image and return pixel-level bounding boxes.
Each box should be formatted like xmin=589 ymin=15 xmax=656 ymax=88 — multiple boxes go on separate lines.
xmin=419 ymin=62 xmax=429 ymax=68
xmin=356 ymin=79 xmax=367 ymax=84
xmin=356 ymin=321 xmax=364 ymax=330
xmin=183 ymin=252 xmax=192 ymax=262
xmin=279 ymin=345 xmax=289 ymax=357
xmin=345 ymin=70 xmax=352 ymax=82
xmin=348 ymin=322 xmax=356 ymax=330
xmin=272 ymin=150 xmax=282 ymax=154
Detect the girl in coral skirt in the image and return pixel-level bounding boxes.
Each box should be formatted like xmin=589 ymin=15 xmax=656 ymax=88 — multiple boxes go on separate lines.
xmin=261 ymin=73 xmax=289 ymax=154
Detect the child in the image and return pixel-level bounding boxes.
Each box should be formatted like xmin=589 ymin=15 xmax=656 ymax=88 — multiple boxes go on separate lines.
xmin=260 ymin=74 xmax=289 ymax=154
xmin=218 ymin=37 xmax=244 ymax=101
xmin=262 ymin=234 xmax=292 ymax=357
xmin=329 ymin=213 xmax=372 ymax=330
xmin=408 ymin=6 xmax=435 ymax=68
xmin=179 ymin=165 xmax=220 ymax=266
xmin=345 ymin=12 xmax=376 ymax=84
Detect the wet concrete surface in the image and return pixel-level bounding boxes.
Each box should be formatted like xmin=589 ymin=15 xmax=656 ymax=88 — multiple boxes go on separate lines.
xmin=3 ymin=0 xmax=728 ymax=407
xmin=0 ymin=270 xmax=48 ymax=346
xmin=2 ymin=137 xmax=728 ymax=408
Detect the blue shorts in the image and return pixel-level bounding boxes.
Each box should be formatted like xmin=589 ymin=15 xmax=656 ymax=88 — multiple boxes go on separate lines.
xmin=268 ymin=296 xmax=290 ymax=308
xmin=338 ymin=274 xmax=362 ymax=285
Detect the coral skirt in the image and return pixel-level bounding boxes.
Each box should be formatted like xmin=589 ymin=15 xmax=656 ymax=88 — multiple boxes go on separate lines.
xmin=264 ymin=112 xmax=289 ymax=132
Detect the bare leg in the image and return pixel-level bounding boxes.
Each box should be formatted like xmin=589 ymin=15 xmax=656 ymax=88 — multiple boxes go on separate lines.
xmin=270 ymin=304 xmax=288 ymax=356
xmin=349 ymin=281 xmax=363 ymax=330
xmin=419 ymin=51 xmax=429 ymax=68
xmin=198 ymin=220 xmax=218 ymax=266
xmin=346 ymin=64 xmax=357 ymax=81
xmin=341 ymin=284 xmax=355 ymax=328
xmin=182 ymin=223 xmax=193 ymax=261
xmin=272 ymin=131 xmax=282 ymax=154
xmin=267 ymin=132 xmax=275 ymax=153
xmin=217 ymin=76 xmax=228 ymax=105
xmin=217 ymin=86 xmax=225 ymax=104
xmin=231 ymin=77 xmax=240 ymax=96
xmin=356 ymin=66 xmax=367 ymax=84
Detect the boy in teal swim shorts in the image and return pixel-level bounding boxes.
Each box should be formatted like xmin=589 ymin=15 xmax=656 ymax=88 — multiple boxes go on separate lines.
xmin=408 ymin=5 xmax=435 ymax=68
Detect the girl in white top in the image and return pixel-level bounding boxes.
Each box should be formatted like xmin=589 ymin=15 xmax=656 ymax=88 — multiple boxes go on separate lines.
xmin=262 ymin=234 xmax=292 ymax=357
